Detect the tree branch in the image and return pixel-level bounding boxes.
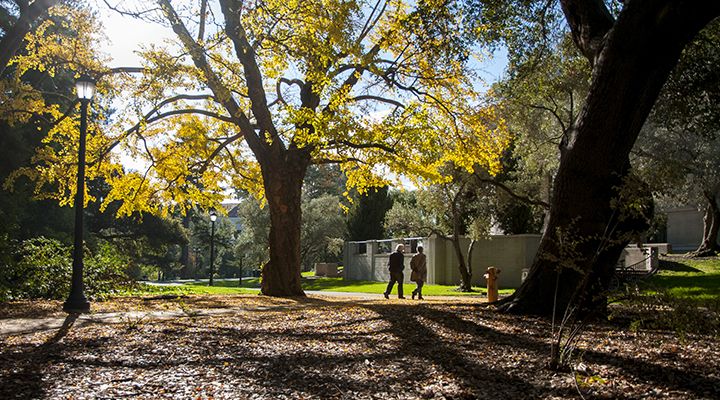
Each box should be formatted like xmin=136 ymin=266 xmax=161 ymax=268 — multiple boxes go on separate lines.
xmin=198 ymin=0 xmax=208 ymax=42
xmin=349 ymin=95 xmax=405 ymax=109
xmin=559 ymin=0 xmax=614 ymax=64
xmin=473 ymin=173 xmax=550 ymax=209
xmin=198 ymin=132 xmax=245 ymax=175
xmin=218 ymin=0 xmax=279 ymax=152
xmin=0 ymin=0 xmax=58 ymax=76
xmin=157 ymin=0 xmax=258 ymax=151
xmin=326 ymin=139 xmax=395 ymax=153
xmin=90 ymin=94 xmax=231 ymax=167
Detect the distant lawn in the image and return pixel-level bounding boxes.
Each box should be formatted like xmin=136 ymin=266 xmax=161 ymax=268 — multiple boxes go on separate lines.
xmin=298 ymin=276 xmax=511 ymax=297
xmin=134 ymin=274 xmax=513 ymax=297
xmin=120 ymin=282 xmax=259 ymax=297
xmin=645 ymin=256 xmax=720 ymax=305
xmin=129 ymin=257 xmax=720 ymax=302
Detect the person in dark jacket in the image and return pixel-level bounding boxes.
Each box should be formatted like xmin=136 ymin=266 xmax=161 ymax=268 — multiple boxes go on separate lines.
xmin=383 ymin=244 xmax=406 ymax=299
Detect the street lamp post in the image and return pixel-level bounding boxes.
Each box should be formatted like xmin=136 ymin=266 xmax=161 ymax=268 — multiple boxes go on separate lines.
xmin=209 ymin=211 xmax=217 ymax=286
xmin=63 ymin=75 xmax=96 ymax=314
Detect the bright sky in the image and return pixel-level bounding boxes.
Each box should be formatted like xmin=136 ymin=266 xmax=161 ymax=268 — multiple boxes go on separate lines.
xmin=96 ymin=5 xmax=172 ymax=68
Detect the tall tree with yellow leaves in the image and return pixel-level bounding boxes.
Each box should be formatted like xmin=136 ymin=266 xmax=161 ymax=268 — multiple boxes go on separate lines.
xmin=91 ymin=0 xmax=510 ymax=296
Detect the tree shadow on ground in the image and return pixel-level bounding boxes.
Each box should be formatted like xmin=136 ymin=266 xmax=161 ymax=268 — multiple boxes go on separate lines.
xmin=1 ymin=297 xmax=718 ymax=399
xmin=659 ymin=259 xmax=703 ymax=272
xmin=0 ymin=313 xmax=78 ymax=399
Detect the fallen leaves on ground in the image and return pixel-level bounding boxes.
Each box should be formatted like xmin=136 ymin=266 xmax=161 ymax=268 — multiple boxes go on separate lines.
xmin=0 ymin=295 xmax=718 ymax=399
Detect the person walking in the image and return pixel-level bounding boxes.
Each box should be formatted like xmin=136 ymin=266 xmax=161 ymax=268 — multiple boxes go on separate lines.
xmin=383 ymin=244 xmax=406 ymax=299
xmin=410 ymin=245 xmax=427 ymax=300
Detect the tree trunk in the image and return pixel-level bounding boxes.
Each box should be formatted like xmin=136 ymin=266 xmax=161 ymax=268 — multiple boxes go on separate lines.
xmin=179 ymin=212 xmax=192 ymax=278
xmin=498 ymin=0 xmax=719 ymax=316
xmin=451 ymin=235 xmax=472 ymax=291
xmin=692 ymin=190 xmax=720 ymax=257
xmin=259 ymin=151 xmax=309 ymax=296
xmin=467 ymin=238 xmax=476 ymax=284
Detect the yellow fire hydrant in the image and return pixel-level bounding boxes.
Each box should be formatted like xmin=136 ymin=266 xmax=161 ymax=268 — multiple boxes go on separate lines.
xmin=484 ymin=266 xmax=501 ymax=303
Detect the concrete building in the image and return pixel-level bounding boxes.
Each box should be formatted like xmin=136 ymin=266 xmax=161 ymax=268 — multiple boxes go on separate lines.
xmin=663 ymin=207 xmax=707 ymax=252
xmin=343 ymin=235 xmax=541 ymax=289
xmin=344 ymin=234 xmax=662 ymax=289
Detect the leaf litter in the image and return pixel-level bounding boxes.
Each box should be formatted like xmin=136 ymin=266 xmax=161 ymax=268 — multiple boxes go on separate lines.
xmin=0 ymin=294 xmax=718 ymax=399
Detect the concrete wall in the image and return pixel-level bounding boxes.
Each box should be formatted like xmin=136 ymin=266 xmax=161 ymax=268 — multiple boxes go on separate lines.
xmin=429 ymin=235 xmax=541 ymax=289
xmin=345 ymin=235 xmax=541 ymax=289
xmin=344 ymin=235 xmax=664 ymax=289
xmin=343 ymin=240 xmax=415 ymax=283
xmin=665 ymin=207 xmax=704 ymax=251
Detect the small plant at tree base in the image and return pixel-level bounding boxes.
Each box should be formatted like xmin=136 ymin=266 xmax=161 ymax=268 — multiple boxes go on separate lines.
xmin=121 ymin=314 xmax=147 ymax=331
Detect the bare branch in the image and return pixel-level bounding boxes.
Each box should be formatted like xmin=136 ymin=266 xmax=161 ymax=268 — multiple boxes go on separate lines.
xmin=326 ymin=139 xmax=396 ymax=153
xmin=196 ymin=130 xmax=252 ymax=178
xmin=473 ymin=173 xmax=550 ymax=209
xmin=349 ymin=95 xmax=405 ymax=109
xmin=157 ymin=0 xmax=257 ymax=149
xmin=99 ymin=67 xmax=147 ymax=77
xmin=524 ymin=102 xmax=567 ymax=133
xmin=198 ymin=0 xmax=208 ymax=41
xmin=102 ymin=1 xmax=162 ymax=20
xmin=144 ymin=108 xmax=236 ymax=124
xmin=272 ymin=77 xmax=304 ymax=107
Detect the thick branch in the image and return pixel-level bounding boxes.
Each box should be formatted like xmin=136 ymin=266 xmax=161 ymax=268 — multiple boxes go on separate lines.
xmin=198 ymin=0 xmax=208 ymax=41
xmin=157 ymin=0 xmax=258 ymax=151
xmin=559 ymin=0 xmax=614 ymax=64
xmin=219 ymin=0 xmax=279 ymax=151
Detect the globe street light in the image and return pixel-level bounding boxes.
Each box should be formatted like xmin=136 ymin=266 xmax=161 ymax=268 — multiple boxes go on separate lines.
xmin=63 ymin=75 xmax=96 ymax=313
xmin=209 ymin=211 xmax=217 ymax=286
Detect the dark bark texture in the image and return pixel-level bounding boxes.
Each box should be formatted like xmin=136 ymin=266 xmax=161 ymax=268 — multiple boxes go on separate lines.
xmin=259 ymin=150 xmax=310 ymax=296
xmin=692 ymin=190 xmax=720 ymax=257
xmin=499 ymin=0 xmax=720 ymax=316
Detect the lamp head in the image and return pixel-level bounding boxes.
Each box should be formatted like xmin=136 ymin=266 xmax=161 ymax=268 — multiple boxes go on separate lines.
xmin=75 ymin=75 xmax=96 ymax=100
xmin=210 ymin=211 xmax=217 ymax=222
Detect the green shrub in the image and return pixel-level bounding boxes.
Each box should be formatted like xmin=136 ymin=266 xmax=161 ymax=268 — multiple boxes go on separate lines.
xmin=0 ymin=237 xmax=132 ymax=301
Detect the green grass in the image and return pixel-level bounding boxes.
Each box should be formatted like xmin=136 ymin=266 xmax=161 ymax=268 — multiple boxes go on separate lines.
xmin=130 ymin=274 xmax=514 ymax=297
xmin=299 ymin=276 xmax=514 ymax=297
xmin=128 ymin=258 xmax=720 ymax=302
xmin=119 ymin=282 xmax=258 ymax=297
xmin=646 ymin=256 xmax=720 ymax=303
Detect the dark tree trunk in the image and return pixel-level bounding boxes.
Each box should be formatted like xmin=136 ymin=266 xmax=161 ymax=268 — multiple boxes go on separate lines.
xmin=259 ymin=150 xmax=310 ymax=296
xmin=498 ymin=0 xmax=720 ymax=316
xmin=692 ymin=190 xmax=720 ymax=257
xmin=179 ymin=212 xmax=192 ymax=278
xmin=451 ymin=235 xmax=472 ymax=291
xmin=450 ymin=190 xmax=472 ymax=291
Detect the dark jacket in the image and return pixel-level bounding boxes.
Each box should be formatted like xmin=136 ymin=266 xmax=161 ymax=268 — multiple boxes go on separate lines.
xmin=388 ymin=251 xmax=405 ymax=273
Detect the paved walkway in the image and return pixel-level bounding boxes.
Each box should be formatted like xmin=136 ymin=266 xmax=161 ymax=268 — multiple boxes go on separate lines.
xmin=0 ymin=291 xmax=485 ymax=337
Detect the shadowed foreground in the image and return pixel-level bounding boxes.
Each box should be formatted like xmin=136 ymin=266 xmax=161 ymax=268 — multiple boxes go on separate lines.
xmin=0 ymin=295 xmax=717 ymax=399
